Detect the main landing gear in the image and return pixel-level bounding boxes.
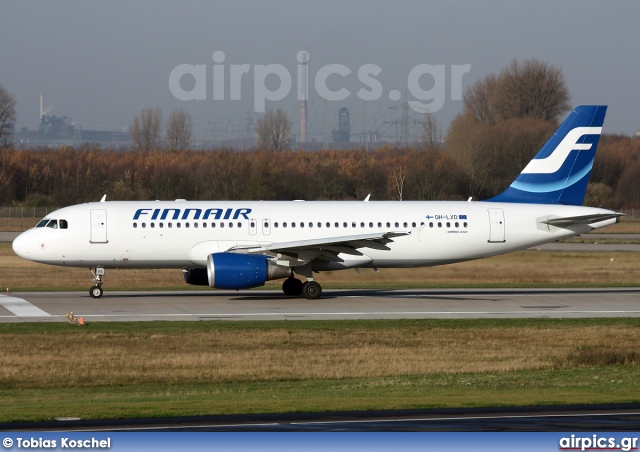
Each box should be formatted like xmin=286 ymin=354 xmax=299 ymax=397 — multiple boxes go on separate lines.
xmin=89 ymin=267 xmax=105 ymax=299
xmin=282 ymin=277 xmax=322 ymax=300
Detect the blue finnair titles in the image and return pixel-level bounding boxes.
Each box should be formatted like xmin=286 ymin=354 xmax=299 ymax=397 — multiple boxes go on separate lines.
xmin=487 ymin=105 xmax=607 ymax=205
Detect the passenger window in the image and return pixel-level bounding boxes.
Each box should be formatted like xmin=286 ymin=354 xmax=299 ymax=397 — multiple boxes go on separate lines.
xmin=211 ymin=223 xmax=215 ymax=228
xmin=202 ymin=223 xmax=206 ymax=228
xmin=274 ymin=222 xmax=279 ymax=228
xmin=446 ymin=222 xmax=450 ymax=228
xmin=377 ymin=222 xmax=382 ymax=228
xmin=150 ymin=223 xmax=155 ymax=228
xmin=237 ymin=222 xmax=241 ymax=228
xmin=352 ymin=222 xmax=356 ymax=228
xmin=343 ymin=222 xmax=347 ymax=228
xmin=133 ymin=223 xmax=138 ymax=228
xmin=412 ymin=222 xmax=416 ymax=228
xmin=464 ymin=222 xmax=468 ymax=228
xmin=403 ymin=222 xmax=408 ymax=228
xmin=386 ymin=222 xmax=390 ymax=228
xmin=194 ymin=223 xmax=198 ymax=228
xmin=438 ymin=222 xmax=442 ymax=228
xmin=59 ymin=219 xmax=68 ymax=229
xmin=292 ymin=222 xmax=296 ymax=228
xmin=219 ymin=223 xmax=224 ymax=228
xmin=142 ymin=222 xmax=147 ymax=228
xmin=455 ymin=222 xmax=459 ymax=228
xmin=229 ymin=222 xmax=233 ymax=228
xmin=395 ymin=222 xmax=399 ymax=228
xmin=185 ymin=222 xmax=189 ymax=228
xmin=177 ymin=223 xmax=181 ymax=228
xmin=360 ymin=222 xmax=365 ymax=228
xmin=159 ymin=223 xmax=164 ymax=228
xmin=283 ymin=222 xmax=288 ymax=228
xmin=168 ymin=222 xmax=173 ymax=228
xmin=429 ymin=222 xmax=434 ymax=228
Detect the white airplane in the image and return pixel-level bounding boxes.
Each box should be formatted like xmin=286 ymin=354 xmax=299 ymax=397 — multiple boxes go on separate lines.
xmin=12 ymin=106 xmax=621 ymax=299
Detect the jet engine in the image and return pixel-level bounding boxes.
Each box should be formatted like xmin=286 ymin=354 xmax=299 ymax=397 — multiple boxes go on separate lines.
xmin=205 ymin=252 xmax=290 ymax=290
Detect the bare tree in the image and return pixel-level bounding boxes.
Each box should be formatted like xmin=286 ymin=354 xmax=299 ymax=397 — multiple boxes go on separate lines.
xmin=388 ymin=165 xmax=407 ymax=200
xmin=421 ymin=112 xmax=442 ymax=148
xmin=495 ymin=59 xmax=570 ymax=122
xmin=463 ymin=59 xmax=570 ymax=124
xmin=255 ymin=109 xmax=292 ymax=152
xmin=462 ymin=74 xmax=499 ymax=124
xmin=166 ymin=108 xmax=193 ymax=152
xmin=130 ymin=108 xmax=162 ymax=151
xmin=0 ymin=84 xmax=17 ymax=148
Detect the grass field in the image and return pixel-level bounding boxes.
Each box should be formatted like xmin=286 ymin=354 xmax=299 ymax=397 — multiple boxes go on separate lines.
xmin=0 ymin=319 xmax=639 ymax=423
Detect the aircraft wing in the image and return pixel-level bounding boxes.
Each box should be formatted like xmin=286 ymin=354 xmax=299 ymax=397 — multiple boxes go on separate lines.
xmin=229 ymin=231 xmax=410 ymax=264
xmin=540 ymin=212 xmax=624 ymax=227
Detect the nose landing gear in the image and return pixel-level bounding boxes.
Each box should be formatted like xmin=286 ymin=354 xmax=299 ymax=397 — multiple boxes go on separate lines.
xmin=89 ymin=268 xmax=105 ymax=299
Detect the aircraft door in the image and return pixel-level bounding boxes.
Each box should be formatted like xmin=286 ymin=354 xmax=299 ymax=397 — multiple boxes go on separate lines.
xmin=262 ymin=218 xmax=271 ymax=235
xmin=90 ymin=209 xmax=108 ymax=243
xmin=487 ymin=208 xmax=505 ymax=243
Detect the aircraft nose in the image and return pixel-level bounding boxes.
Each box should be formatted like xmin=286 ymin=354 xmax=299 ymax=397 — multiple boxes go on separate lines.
xmin=12 ymin=231 xmax=32 ymax=259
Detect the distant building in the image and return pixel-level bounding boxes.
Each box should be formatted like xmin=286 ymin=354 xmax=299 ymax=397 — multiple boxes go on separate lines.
xmin=332 ymin=107 xmax=350 ymax=144
xmin=15 ymin=114 xmax=131 ymax=149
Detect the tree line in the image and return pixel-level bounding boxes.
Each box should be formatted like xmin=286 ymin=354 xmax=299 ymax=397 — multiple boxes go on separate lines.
xmin=0 ymin=135 xmax=638 ymax=209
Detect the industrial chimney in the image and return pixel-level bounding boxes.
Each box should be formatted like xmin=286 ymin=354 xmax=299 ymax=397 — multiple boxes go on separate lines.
xmin=298 ymin=51 xmax=308 ymax=144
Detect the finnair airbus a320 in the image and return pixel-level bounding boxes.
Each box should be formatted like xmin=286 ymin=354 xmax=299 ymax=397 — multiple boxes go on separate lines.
xmin=12 ymin=106 xmax=621 ymax=299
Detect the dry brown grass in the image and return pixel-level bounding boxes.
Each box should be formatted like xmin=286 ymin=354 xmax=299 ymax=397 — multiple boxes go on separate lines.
xmin=596 ymin=218 xmax=640 ymax=234
xmin=1 ymin=324 xmax=637 ymax=389
xmin=0 ymin=218 xmax=40 ymax=231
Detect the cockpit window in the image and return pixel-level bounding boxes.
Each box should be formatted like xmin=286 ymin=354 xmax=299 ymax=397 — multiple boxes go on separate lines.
xmin=36 ymin=219 xmax=50 ymax=228
xmin=59 ymin=219 xmax=68 ymax=229
xmin=46 ymin=220 xmax=58 ymax=229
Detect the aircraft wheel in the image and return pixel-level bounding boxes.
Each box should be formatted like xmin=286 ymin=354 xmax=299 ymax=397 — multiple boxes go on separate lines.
xmin=282 ymin=277 xmax=303 ymax=296
xmin=302 ymin=281 xmax=322 ymax=300
xmin=89 ymin=286 xmax=103 ymax=299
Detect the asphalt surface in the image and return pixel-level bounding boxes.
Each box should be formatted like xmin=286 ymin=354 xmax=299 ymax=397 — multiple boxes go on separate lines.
xmin=1 ymin=288 xmax=640 ymax=322
xmin=3 ymin=404 xmax=640 ymax=432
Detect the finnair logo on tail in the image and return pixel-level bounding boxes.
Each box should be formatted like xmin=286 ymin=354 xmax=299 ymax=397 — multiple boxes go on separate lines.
xmin=521 ymin=127 xmax=602 ymax=175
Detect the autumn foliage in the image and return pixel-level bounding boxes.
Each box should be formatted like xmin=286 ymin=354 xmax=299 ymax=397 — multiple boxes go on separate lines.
xmin=0 ymin=137 xmax=637 ymax=209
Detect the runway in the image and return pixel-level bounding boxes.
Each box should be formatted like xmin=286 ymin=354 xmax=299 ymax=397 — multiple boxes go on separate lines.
xmin=1 ymin=287 xmax=639 ymax=322
xmin=4 ymin=404 xmax=640 ymax=431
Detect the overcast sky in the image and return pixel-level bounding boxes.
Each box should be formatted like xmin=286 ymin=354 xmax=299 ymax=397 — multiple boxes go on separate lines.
xmin=1 ymin=1 xmax=639 ymax=142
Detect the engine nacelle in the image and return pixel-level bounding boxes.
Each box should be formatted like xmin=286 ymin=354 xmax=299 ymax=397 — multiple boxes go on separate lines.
xmin=206 ymin=253 xmax=290 ymax=290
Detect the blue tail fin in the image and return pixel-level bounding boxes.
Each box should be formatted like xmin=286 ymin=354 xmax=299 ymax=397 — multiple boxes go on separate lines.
xmin=487 ymin=105 xmax=607 ymax=205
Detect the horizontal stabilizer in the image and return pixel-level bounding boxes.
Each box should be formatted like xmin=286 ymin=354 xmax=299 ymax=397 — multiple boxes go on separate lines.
xmin=540 ymin=212 xmax=623 ymax=227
